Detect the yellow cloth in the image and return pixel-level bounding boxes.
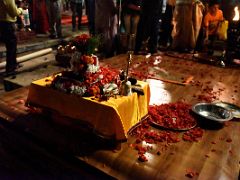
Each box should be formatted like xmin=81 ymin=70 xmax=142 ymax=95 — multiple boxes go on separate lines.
xmin=217 ymin=20 xmax=228 ymax=40
xmin=0 ymin=0 xmax=22 ymax=22
xmin=26 ymin=76 xmax=150 ymax=141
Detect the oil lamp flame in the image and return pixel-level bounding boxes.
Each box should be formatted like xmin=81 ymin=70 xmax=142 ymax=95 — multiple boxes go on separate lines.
xmin=233 ymin=6 xmax=239 ymax=21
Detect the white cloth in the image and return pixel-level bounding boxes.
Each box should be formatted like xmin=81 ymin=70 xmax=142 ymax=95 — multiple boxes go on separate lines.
xmin=172 ymin=0 xmax=203 ymax=50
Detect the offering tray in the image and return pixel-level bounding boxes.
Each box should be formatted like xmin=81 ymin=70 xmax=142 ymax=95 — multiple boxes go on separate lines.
xmin=150 ymin=119 xmax=197 ymax=131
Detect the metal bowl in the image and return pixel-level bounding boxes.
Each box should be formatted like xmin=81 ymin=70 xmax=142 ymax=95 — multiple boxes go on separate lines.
xmin=192 ymin=103 xmax=233 ymax=123
xmin=213 ymin=102 xmax=240 ymax=118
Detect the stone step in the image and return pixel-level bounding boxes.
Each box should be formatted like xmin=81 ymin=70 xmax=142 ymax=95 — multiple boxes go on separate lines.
xmin=0 ymin=25 xmax=88 ymax=59
xmin=0 ymin=52 xmax=55 ymax=74
xmin=3 ymin=53 xmax=65 ymax=91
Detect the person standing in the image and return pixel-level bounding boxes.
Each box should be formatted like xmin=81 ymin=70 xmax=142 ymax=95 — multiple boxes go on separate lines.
xmin=46 ymin=0 xmax=62 ymax=38
xmin=70 ymin=0 xmax=83 ymax=31
xmin=32 ymin=0 xmax=49 ymax=34
xmin=0 ymin=0 xmax=23 ymax=76
xmin=171 ymin=0 xmax=195 ymax=52
xmin=95 ymin=0 xmax=118 ymax=57
xmin=123 ymin=0 xmax=142 ymax=35
xmin=85 ymin=0 xmax=95 ymax=35
xmin=159 ymin=0 xmax=176 ymax=48
xmin=134 ymin=0 xmax=163 ymax=54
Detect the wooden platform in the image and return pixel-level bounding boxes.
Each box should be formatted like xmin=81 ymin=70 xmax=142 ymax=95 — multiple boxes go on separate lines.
xmin=0 ymin=54 xmax=239 ymax=179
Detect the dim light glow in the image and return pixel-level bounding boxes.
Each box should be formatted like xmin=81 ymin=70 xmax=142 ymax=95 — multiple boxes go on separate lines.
xmin=233 ymin=6 xmax=239 ymax=21
xmin=147 ymin=79 xmax=172 ymax=105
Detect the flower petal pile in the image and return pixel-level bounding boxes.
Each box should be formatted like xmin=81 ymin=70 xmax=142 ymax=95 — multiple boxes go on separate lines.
xmin=149 ymin=102 xmax=197 ymax=130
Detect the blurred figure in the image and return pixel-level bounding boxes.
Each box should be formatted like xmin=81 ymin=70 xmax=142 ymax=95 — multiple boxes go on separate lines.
xmin=32 ymin=0 xmax=49 ymax=34
xmin=70 ymin=0 xmax=83 ymax=31
xmin=123 ymin=0 xmax=142 ymax=35
xmin=192 ymin=0 xmax=204 ymax=48
xmin=159 ymin=0 xmax=176 ymax=49
xmin=16 ymin=0 xmax=31 ymax=31
xmin=194 ymin=0 xmax=207 ymax=52
xmin=135 ymin=0 xmax=163 ymax=54
xmin=15 ymin=0 xmax=23 ymax=30
xmin=172 ymin=0 xmax=204 ymax=52
xmin=63 ymin=0 xmax=70 ymax=11
xmin=85 ymin=0 xmax=95 ymax=35
xmin=0 ymin=0 xmax=23 ymax=76
xmin=123 ymin=0 xmax=142 ymax=50
xmin=22 ymin=4 xmax=31 ymax=31
xmin=27 ymin=0 xmax=34 ymax=30
xmin=172 ymin=0 xmax=195 ymax=52
xmin=203 ymin=0 xmax=223 ymax=54
xmin=95 ymin=0 xmax=118 ymax=57
xmin=46 ymin=0 xmax=62 ymax=39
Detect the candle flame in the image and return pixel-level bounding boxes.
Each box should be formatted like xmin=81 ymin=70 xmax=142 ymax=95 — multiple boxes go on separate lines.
xmin=233 ymin=6 xmax=239 ymax=21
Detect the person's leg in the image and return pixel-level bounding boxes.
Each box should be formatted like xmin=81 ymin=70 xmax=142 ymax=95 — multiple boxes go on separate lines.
xmin=124 ymin=14 xmax=131 ymax=34
xmin=159 ymin=15 xmax=167 ymax=46
xmin=76 ymin=2 xmax=83 ymax=30
xmin=167 ymin=14 xmax=174 ymax=46
xmin=66 ymin=0 xmax=69 ymax=10
xmin=46 ymin=1 xmax=56 ymax=37
xmin=135 ymin=13 xmax=150 ymax=54
xmin=195 ymin=26 xmax=204 ymax=52
xmin=0 ymin=22 xmax=18 ymax=73
xmin=159 ymin=4 xmax=174 ymax=46
xmin=131 ymin=14 xmax=140 ymax=35
xmin=134 ymin=18 xmax=143 ymax=53
xmin=87 ymin=0 xmax=95 ymax=35
xmin=55 ymin=0 xmax=62 ymax=37
xmin=62 ymin=0 xmax=66 ymax=11
xmin=71 ymin=2 xmax=77 ymax=31
xmin=207 ymin=35 xmax=216 ymax=55
xmin=149 ymin=15 xmax=159 ymax=53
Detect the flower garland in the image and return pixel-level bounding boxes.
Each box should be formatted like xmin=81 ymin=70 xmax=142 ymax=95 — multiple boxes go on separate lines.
xmin=72 ymin=34 xmax=100 ymax=55
xmin=71 ymin=53 xmax=99 ymax=74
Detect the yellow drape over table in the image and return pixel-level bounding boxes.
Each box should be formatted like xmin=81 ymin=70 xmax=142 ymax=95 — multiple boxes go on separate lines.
xmin=26 ymin=77 xmax=150 ymax=141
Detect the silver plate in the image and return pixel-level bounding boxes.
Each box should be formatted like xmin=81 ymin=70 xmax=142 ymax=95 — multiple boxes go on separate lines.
xmin=213 ymin=102 xmax=240 ymax=118
xmin=192 ymin=103 xmax=233 ymax=123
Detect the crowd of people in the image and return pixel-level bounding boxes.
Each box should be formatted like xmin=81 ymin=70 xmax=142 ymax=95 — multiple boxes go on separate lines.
xmin=119 ymin=0 xmax=231 ymax=55
xmin=0 ymin=0 xmax=238 ymax=76
xmin=0 ymin=0 xmax=85 ymax=76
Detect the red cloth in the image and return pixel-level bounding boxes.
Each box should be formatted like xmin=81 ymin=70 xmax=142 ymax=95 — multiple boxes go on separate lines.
xmin=32 ymin=0 xmax=49 ymax=33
